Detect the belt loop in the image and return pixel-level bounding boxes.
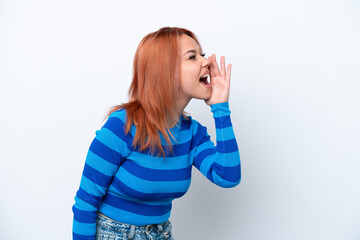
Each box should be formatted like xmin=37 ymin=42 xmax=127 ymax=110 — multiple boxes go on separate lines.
xmin=128 ymin=225 xmax=135 ymax=239
xmin=158 ymin=223 xmax=166 ymax=239
xmin=145 ymin=224 xmax=152 ymax=240
xmin=145 ymin=223 xmax=166 ymax=240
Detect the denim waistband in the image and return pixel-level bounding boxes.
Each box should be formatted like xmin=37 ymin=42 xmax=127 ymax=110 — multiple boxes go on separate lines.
xmin=97 ymin=212 xmax=172 ymax=239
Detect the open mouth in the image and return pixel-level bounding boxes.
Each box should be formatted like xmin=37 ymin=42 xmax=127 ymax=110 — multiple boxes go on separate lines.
xmin=199 ymin=74 xmax=210 ymax=86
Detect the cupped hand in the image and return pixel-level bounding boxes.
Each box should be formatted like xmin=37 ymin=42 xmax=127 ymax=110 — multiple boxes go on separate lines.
xmin=205 ymin=54 xmax=232 ymax=105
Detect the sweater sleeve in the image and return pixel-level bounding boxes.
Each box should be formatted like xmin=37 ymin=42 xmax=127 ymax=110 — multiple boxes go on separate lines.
xmin=72 ymin=111 xmax=129 ymax=240
xmin=193 ymin=102 xmax=241 ymax=188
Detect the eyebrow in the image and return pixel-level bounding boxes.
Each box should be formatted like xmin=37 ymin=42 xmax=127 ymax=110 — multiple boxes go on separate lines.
xmin=184 ymin=49 xmax=196 ymax=56
xmin=183 ymin=49 xmax=197 ymax=56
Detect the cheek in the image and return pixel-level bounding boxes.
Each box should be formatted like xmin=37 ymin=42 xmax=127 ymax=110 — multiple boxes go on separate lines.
xmin=180 ymin=78 xmax=193 ymax=91
xmin=180 ymin=64 xmax=199 ymax=88
xmin=180 ymin=70 xmax=194 ymax=85
xmin=182 ymin=64 xmax=198 ymax=77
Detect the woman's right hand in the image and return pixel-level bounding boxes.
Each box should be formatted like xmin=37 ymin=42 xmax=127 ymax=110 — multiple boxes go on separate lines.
xmin=205 ymin=54 xmax=232 ymax=106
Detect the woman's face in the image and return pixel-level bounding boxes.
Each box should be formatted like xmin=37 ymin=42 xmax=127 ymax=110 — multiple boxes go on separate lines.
xmin=179 ymin=34 xmax=211 ymax=102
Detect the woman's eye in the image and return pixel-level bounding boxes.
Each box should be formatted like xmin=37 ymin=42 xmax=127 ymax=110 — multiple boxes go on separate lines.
xmin=189 ymin=53 xmax=205 ymax=60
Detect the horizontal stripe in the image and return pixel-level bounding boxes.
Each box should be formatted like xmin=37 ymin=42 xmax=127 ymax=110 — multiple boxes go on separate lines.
xmin=214 ymin=115 xmax=232 ymax=129
xmin=79 ymin=175 xmax=107 ymax=197
xmin=111 ymin=176 xmax=187 ymax=200
xmin=83 ymin=164 xmax=112 ymax=187
xmin=103 ymin=194 xmax=171 ymax=216
xmin=102 ymin=115 xmax=134 ymax=147
xmin=129 ymin=151 xmax=193 ymax=169
xmin=73 ymin=207 xmax=97 ymax=223
xmin=212 ymin=151 xmax=241 ymax=167
xmin=76 ymin=187 xmax=103 ymax=208
xmin=160 ymin=129 xmax=192 ymax=146
xmin=122 ymin=161 xmax=191 ymax=181
xmin=99 ymin=202 xmax=171 ymax=226
xmin=137 ymin=139 xmax=194 ymax=157
xmin=116 ymin=168 xmax=191 ymax=194
xmin=105 ymin=116 xmax=196 ymax=157
xmin=216 ymin=138 xmax=238 ymax=153
xmin=215 ymin=126 xmax=236 ymax=141
xmin=110 ymin=109 xmax=190 ymax=134
xmin=194 ymin=148 xmax=216 ymax=169
xmin=109 ymin=112 xmax=190 ymax=155
xmin=210 ymin=163 xmax=241 ymax=182
xmin=89 ymin=138 xmax=123 ymax=166
xmin=198 ymin=154 xmax=219 ymax=180
xmin=73 ymin=219 xmax=97 ymax=236
xmin=95 ymin=127 xmax=129 ymax=156
xmin=85 ymin=151 xmax=118 ymax=176
xmin=194 ymin=136 xmax=214 ymax=152
xmin=210 ymin=175 xmax=241 ymax=188
xmin=73 ymin=232 xmax=95 ymax=240
xmin=210 ymin=102 xmax=231 ymax=117
xmin=73 ymin=196 xmax=97 ymax=211
xmin=192 ymin=123 xmax=208 ymax=147
xmin=108 ymin=108 xmax=126 ymax=119
xmin=168 ymin=115 xmax=191 ymax=133
xmin=107 ymin=185 xmax=176 ymax=205
xmin=164 ymin=139 xmax=193 ymax=156
xmin=180 ymin=116 xmax=191 ymax=130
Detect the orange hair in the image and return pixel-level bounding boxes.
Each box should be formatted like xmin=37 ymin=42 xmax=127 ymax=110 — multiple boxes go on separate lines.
xmin=107 ymin=27 xmax=203 ymax=157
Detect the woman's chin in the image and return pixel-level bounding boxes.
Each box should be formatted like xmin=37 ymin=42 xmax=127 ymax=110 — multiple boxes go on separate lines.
xmin=198 ymin=93 xmax=212 ymax=101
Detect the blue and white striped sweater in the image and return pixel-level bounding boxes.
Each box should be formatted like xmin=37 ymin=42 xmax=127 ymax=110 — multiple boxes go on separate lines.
xmin=72 ymin=102 xmax=241 ymax=239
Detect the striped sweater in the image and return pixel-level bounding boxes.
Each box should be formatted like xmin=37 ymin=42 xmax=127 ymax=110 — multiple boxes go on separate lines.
xmin=72 ymin=102 xmax=241 ymax=239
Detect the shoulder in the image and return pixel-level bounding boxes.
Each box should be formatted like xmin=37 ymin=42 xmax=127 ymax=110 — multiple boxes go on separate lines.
xmin=182 ymin=115 xmax=208 ymax=142
xmin=108 ymin=108 xmax=127 ymax=123
xmin=98 ymin=108 xmax=135 ymax=137
xmin=93 ymin=108 xmax=131 ymax=156
xmin=105 ymin=108 xmax=135 ymax=129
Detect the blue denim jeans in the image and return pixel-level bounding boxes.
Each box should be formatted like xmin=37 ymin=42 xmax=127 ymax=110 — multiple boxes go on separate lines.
xmin=96 ymin=212 xmax=174 ymax=240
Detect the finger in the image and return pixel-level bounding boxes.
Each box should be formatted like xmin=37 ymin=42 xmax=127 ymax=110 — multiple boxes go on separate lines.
xmin=226 ymin=63 xmax=232 ymax=82
xmin=208 ymin=55 xmax=214 ymax=78
xmin=220 ymin=56 xmax=226 ymax=78
xmin=212 ymin=54 xmax=220 ymax=76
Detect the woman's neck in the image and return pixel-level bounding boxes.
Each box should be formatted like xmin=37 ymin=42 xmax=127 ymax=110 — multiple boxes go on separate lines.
xmin=166 ymin=97 xmax=191 ymax=128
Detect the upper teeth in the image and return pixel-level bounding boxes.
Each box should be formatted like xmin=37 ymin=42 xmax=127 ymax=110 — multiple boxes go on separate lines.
xmin=201 ymin=74 xmax=209 ymax=78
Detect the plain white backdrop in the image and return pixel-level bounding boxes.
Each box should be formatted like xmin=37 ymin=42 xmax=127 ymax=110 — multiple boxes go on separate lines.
xmin=1 ymin=0 xmax=359 ymax=239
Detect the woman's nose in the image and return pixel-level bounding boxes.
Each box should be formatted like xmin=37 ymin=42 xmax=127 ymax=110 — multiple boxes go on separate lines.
xmin=202 ymin=56 xmax=210 ymax=68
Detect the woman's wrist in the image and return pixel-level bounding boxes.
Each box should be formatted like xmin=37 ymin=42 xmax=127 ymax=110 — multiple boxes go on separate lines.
xmin=210 ymin=102 xmax=231 ymax=117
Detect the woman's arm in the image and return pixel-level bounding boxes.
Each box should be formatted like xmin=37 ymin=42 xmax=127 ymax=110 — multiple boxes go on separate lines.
xmin=72 ymin=111 xmax=129 ymax=240
xmin=193 ymin=102 xmax=241 ymax=188
xmin=193 ymin=53 xmax=240 ymax=187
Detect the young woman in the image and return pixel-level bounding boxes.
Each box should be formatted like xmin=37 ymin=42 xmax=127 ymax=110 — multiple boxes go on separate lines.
xmin=72 ymin=27 xmax=241 ymax=240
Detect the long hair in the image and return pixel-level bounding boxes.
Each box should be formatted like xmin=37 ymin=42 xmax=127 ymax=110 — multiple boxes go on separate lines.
xmin=107 ymin=27 xmax=203 ymax=157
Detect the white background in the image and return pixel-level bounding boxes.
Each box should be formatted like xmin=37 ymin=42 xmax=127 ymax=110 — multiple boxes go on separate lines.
xmin=1 ymin=0 xmax=359 ymax=239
